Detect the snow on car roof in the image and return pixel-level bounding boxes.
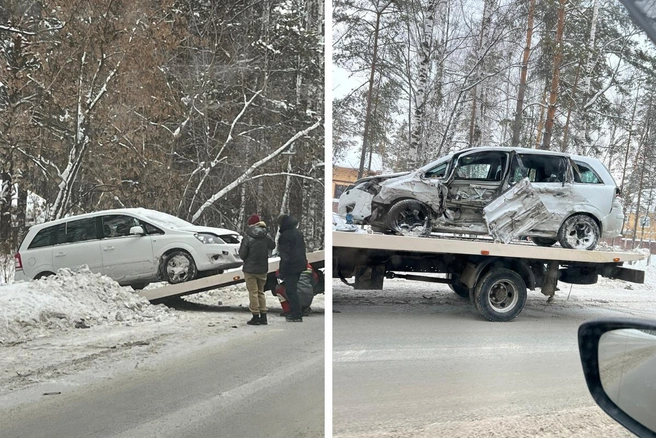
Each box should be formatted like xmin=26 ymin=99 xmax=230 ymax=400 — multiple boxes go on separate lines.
xmin=26 ymin=207 xmax=239 ymax=234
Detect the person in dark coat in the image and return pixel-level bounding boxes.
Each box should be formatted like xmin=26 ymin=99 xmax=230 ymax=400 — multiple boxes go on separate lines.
xmin=277 ymin=214 xmax=307 ymax=322
xmin=239 ymin=214 xmax=276 ymax=325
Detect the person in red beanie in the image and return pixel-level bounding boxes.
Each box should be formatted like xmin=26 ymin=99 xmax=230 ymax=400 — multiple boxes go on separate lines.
xmin=239 ymin=214 xmax=275 ymax=325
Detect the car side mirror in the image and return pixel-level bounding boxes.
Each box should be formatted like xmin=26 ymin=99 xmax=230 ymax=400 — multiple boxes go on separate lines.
xmin=578 ymin=318 xmax=656 ymax=437
xmin=129 ymin=226 xmax=145 ymax=236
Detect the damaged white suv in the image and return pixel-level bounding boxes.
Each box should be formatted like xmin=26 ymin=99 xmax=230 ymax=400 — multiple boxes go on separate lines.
xmin=338 ymin=147 xmax=624 ymax=250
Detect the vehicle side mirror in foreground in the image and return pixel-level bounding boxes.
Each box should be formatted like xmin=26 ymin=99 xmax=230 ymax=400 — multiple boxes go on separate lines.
xmin=578 ymin=318 xmax=656 ymax=437
xmin=129 ymin=226 xmax=145 ymax=236
xmin=618 ymin=0 xmax=656 ymax=48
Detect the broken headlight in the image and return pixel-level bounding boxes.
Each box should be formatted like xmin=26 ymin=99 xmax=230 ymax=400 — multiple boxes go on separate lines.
xmin=194 ymin=233 xmax=224 ymax=244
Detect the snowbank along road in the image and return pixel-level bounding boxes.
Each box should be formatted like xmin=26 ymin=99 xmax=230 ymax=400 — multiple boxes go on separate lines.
xmin=0 ymin=268 xmax=325 ymax=437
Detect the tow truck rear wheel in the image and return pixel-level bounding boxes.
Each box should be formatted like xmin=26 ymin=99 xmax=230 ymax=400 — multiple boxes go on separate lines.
xmin=473 ymin=268 xmax=527 ymax=322
xmin=386 ymin=199 xmax=432 ymax=237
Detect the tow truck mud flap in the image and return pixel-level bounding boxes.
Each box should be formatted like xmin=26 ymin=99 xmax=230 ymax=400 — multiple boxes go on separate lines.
xmin=607 ymin=266 xmax=645 ymax=283
xmin=483 ymin=178 xmax=551 ymax=243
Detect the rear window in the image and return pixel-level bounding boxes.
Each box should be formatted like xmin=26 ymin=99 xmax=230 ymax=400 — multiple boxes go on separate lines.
xmin=28 ymin=225 xmax=59 ymax=249
xmin=574 ymin=162 xmax=603 ymax=184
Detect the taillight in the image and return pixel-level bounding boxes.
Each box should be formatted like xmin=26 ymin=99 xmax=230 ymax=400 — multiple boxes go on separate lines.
xmin=14 ymin=253 xmax=23 ymax=271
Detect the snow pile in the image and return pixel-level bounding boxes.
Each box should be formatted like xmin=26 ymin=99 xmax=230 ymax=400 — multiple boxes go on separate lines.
xmin=0 ymin=267 xmax=175 ymax=344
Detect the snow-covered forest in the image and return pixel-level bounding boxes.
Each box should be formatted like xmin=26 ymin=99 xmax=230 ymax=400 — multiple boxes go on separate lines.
xmin=0 ymin=0 xmax=324 ymax=253
xmin=333 ymin=0 xmax=656 ymax=238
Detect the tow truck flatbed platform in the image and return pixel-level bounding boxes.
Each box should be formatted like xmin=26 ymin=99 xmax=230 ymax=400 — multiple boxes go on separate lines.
xmin=141 ymin=250 xmax=324 ymax=302
xmin=334 ymin=232 xmax=645 ymax=263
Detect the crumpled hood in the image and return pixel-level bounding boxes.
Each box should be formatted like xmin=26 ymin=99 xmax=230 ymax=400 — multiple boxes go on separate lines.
xmin=379 ymin=170 xmax=424 ymax=189
xmin=178 ymin=225 xmax=239 ymax=238
xmin=355 ymin=171 xmax=411 ymax=184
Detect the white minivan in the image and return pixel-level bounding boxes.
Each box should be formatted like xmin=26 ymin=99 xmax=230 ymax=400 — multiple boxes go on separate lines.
xmin=14 ymin=208 xmax=242 ymax=288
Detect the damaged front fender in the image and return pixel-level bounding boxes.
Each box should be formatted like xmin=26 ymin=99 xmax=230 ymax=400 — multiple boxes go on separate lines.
xmin=373 ymin=174 xmax=447 ymax=216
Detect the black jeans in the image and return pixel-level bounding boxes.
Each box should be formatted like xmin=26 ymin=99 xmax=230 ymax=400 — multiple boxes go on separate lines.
xmin=284 ymin=272 xmax=303 ymax=319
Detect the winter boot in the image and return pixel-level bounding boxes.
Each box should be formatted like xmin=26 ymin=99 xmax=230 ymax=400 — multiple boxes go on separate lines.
xmin=247 ymin=314 xmax=260 ymax=325
xmin=259 ymin=313 xmax=268 ymax=325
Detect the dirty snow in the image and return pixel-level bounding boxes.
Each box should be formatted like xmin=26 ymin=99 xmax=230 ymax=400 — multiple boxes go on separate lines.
xmin=0 ymin=267 xmax=173 ymax=345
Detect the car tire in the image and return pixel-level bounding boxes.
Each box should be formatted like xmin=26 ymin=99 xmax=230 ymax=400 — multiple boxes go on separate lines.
xmin=130 ymin=282 xmax=150 ymax=290
xmin=386 ymin=199 xmax=431 ymax=237
xmin=557 ymin=215 xmax=600 ymax=251
xmin=473 ymin=268 xmax=527 ymax=322
xmin=34 ymin=271 xmax=55 ymax=280
xmin=161 ymin=250 xmax=197 ymax=284
xmin=531 ymin=237 xmax=557 ymax=247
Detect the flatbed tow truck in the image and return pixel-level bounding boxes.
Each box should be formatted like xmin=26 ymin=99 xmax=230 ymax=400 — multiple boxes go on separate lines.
xmin=139 ymin=250 xmax=324 ymax=303
xmin=333 ymin=231 xmax=647 ymax=322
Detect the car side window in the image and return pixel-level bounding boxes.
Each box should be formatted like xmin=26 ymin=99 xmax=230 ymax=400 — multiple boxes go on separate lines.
xmin=139 ymin=220 xmax=164 ymax=235
xmin=573 ymin=162 xmax=603 ymax=184
xmin=65 ymin=218 xmax=97 ymax=243
xmin=454 ymin=152 xmax=507 ymax=181
xmin=28 ymin=225 xmax=59 ymax=249
xmin=102 ymin=215 xmax=138 ymax=238
xmin=512 ymin=154 xmax=567 ymax=184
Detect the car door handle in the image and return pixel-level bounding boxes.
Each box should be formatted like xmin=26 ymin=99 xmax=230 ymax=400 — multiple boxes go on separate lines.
xmin=54 ymin=252 xmax=66 ymax=258
xmin=103 ymin=246 xmax=115 ymax=251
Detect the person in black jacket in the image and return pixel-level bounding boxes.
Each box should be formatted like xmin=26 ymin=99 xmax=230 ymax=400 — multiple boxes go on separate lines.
xmin=239 ymin=214 xmax=276 ymax=325
xmin=277 ymin=214 xmax=307 ymax=322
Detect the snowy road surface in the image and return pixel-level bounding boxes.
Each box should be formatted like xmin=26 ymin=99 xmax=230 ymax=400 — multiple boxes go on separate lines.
xmin=332 ymin=263 xmax=656 ymax=438
xmin=0 ymin=270 xmax=325 ymax=437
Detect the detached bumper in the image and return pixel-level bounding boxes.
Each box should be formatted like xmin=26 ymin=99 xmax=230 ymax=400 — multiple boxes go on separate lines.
xmin=338 ymin=189 xmax=375 ymax=222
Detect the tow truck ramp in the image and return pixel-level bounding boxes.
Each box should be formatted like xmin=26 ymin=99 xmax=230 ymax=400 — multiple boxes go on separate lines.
xmin=141 ymin=250 xmax=324 ymax=302
xmin=333 ymin=231 xmax=647 ymax=322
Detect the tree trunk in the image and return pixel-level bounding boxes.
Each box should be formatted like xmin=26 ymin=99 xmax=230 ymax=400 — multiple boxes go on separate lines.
xmin=541 ymin=0 xmax=567 ymax=151
xmin=561 ymin=62 xmax=581 ymax=152
xmin=409 ymin=0 xmax=438 ymax=167
xmin=0 ymin=167 xmax=12 ymax=253
xmin=535 ymin=87 xmax=548 ymax=148
xmin=359 ymin=1 xmax=394 ymax=179
xmin=511 ymin=0 xmax=535 ymax=147
xmin=468 ymin=0 xmax=495 ymax=147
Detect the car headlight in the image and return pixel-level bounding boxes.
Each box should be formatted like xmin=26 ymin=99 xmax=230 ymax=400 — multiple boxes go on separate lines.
xmin=194 ymin=233 xmax=224 ymax=244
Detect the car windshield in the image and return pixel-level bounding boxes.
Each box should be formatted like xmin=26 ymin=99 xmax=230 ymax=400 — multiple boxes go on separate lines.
xmin=140 ymin=210 xmax=194 ymax=229
xmin=419 ymin=154 xmax=452 ymax=177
